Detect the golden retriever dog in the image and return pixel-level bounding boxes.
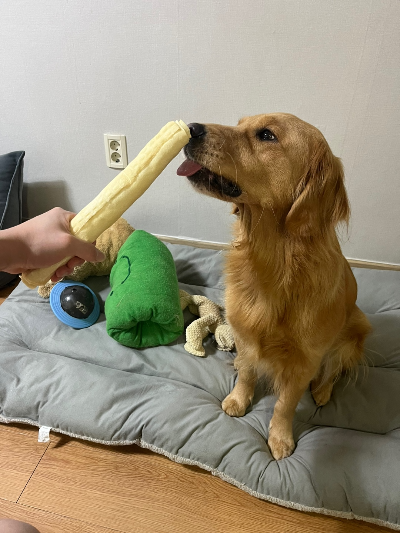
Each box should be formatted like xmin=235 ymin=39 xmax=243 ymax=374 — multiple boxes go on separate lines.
xmin=177 ymin=113 xmax=371 ymax=460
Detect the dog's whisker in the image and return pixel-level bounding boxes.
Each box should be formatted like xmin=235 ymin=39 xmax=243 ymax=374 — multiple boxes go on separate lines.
xmin=249 ymin=205 xmax=266 ymax=238
xmin=218 ymin=164 xmax=224 ymax=194
xmin=226 ymin=151 xmax=239 ymax=189
xmin=217 ymin=138 xmax=227 ymax=150
xmin=265 ymin=199 xmax=279 ymax=227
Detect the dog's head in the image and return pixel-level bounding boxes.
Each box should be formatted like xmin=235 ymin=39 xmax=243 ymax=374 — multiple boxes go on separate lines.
xmin=177 ymin=113 xmax=349 ymax=236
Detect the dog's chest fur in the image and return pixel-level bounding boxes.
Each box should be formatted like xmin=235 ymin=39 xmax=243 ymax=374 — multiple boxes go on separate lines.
xmin=224 ymin=237 xmax=349 ymax=365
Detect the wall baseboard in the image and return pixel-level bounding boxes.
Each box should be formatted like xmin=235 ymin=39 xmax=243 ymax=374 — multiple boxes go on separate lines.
xmin=156 ymin=234 xmax=400 ymax=272
xmin=155 ymin=234 xmax=230 ymax=251
xmin=345 ymin=259 xmax=400 ymax=271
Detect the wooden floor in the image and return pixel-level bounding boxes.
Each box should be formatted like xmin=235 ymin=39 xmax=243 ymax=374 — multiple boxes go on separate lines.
xmin=0 ymin=278 xmax=19 ymax=305
xmin=0 ymin=282 xmax=392 ymax=533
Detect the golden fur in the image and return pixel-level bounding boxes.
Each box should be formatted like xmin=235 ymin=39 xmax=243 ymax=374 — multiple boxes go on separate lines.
xmin=182 ymin=113 xmax=371 ymax=460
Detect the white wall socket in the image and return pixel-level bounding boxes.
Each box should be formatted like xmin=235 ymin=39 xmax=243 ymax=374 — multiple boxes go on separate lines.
xmin=104 ymin=134 xmax=128 ymax=169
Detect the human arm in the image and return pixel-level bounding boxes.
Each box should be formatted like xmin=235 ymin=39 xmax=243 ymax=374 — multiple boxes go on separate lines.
xmin=0 ymin=208 xmax=105 ymax=282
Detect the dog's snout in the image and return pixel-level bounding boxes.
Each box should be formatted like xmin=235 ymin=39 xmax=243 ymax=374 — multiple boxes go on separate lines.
xmin=188 ymin=123 xmax=206 ymax=138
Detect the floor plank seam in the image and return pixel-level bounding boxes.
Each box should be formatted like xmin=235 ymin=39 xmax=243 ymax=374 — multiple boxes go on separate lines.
xmin=15 ymin=442 xmax=50 ymax=504
xmin=14 ymin=501 xmax=128 ymax=533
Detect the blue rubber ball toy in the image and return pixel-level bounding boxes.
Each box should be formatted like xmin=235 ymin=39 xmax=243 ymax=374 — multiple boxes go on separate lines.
xmin=50 ymin=281 xmax=100 ymax=329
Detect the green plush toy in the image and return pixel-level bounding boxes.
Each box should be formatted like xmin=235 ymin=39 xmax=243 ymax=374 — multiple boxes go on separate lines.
xmin=105 ymin=230 xmax=184 ymax=348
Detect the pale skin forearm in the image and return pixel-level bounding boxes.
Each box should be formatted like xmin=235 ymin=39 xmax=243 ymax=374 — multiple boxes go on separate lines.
xmin=0 ymin=208 xmax=105 ymax=281
xmin=0 ymin=225 xmax=29 ymax=273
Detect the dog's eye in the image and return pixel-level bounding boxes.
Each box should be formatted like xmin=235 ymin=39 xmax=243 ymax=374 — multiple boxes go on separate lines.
xmin=257 ymin=129 xmax=277 ymax=142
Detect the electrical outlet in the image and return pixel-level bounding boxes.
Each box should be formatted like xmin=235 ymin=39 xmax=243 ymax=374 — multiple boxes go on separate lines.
xmin=104 ymin=134 xmax=128 ymax=169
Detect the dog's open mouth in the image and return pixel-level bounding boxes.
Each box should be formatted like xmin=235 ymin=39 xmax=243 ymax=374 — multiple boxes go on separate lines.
xmin=177 ymin=159 xmax=242 ymax=198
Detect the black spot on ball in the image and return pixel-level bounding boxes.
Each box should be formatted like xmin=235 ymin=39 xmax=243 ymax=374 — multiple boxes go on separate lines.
xmin=60 ymin=285 xmax=95 ymax=319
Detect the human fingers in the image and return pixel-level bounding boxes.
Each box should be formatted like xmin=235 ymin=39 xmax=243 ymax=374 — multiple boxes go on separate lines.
xmin=65 ymin=236 xmax=105 ymax=264
xmin=66 ymin=256 xmax=85 ymax=271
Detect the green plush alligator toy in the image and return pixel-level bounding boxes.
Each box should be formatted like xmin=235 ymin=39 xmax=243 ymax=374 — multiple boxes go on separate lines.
xmin=105 ymin=230 xmax=184 ymax=348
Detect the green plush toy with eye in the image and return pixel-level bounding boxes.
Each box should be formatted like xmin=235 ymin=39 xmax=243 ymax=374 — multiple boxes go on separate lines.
xmin=105 ymin=230 xmax=184 ymax=348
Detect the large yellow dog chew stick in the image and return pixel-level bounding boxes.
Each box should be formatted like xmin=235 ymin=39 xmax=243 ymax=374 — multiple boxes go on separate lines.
xmin=21 ymin=120 xmax=190 ymax=289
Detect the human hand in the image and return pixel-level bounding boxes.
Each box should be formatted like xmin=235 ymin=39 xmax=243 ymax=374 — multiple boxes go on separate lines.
xmin=0 ymin=207 xmax=105 ymax=281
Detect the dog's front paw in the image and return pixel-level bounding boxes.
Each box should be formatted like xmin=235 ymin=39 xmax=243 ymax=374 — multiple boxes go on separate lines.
xmin=311 ymin=389 xmax=331 ymax=407
xmin=311 ymin=381 xmax=334 ymax=407
xmin=268 ymin=430 xmax=295 ymax=460
xmin=222 ymin=394 xmax=247 ymax=417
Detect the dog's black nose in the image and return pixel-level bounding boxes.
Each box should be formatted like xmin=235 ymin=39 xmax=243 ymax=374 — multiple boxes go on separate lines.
xmin=188 ymin=123 xmax=206 ymax=138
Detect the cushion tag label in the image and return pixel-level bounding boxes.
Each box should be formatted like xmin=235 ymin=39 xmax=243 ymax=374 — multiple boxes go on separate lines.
xmin=38 ymin=426 xmax=51 ymax=443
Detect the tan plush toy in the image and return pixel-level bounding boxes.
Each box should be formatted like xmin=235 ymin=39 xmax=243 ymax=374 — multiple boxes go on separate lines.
xmin=38 ymin=218 xmax=134 ymax=298
xmin=180 ymin=289 xmax=235 ymax=356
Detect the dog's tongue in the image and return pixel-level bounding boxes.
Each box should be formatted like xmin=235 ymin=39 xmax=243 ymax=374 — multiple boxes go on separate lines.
xmin=177 ymin=159 xmax=203 ymax=176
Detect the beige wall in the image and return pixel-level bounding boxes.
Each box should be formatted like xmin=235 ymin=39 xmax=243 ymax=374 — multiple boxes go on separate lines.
xmin=1 ymin=0 xmax=399 ymax=264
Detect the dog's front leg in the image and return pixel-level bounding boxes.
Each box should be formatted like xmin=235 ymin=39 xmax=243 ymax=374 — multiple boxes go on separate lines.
xmin=268 ymin=360 xmax=319 ymax=460
xmin=222 ymin=338 xmax=257 ymax=417
xmin=222 ymin=365 xmax=257 ymax=417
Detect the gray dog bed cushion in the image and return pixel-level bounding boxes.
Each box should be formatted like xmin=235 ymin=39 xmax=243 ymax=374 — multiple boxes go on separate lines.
xmin=0 ymin=243 xmax=399 ymax=530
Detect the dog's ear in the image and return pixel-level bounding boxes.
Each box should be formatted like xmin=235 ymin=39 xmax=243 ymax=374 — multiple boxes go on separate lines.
xmin=285 ymin=144 xmax=350 ymax=237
